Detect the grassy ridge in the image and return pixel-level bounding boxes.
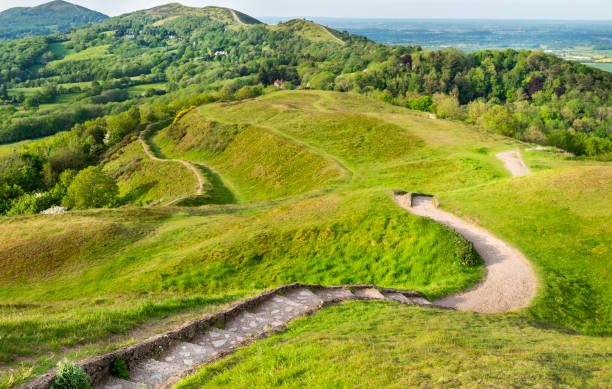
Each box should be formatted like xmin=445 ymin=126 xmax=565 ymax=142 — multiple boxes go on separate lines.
xmin=199 ymin=91 xmax=611 ymax=334
xmin=1 ymin=91 xmax=610 ymax=386
xmin=176 ymin=301 xmax=612 ymax=389
xmin=153 ymin=113 xmax=344 ymax=202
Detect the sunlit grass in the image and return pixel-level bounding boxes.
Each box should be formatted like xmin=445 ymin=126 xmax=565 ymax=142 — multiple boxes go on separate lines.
xmin=176 ymin=301 xmax=612 ymax=388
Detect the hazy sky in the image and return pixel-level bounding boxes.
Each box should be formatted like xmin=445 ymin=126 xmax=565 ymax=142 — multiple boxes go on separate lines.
xmin=1 ymin=0 xmax=611 ymax=20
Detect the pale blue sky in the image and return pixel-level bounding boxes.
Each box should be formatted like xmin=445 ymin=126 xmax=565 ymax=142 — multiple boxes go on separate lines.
xmin=1 ymin=0 xmax=611 ymax=20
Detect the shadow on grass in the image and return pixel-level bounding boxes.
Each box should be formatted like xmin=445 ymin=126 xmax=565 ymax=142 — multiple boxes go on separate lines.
xmin=196 ymin=164 xmax=237 ymax=204
xmin=120 ymin=182 xmax=157 ymax=205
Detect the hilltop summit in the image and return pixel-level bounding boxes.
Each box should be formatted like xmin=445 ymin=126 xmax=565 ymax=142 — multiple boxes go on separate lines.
xmin=0 ymin=0 xmax=108 ymax=40
xmin=127 ymin=3 xmax=262 ymax=26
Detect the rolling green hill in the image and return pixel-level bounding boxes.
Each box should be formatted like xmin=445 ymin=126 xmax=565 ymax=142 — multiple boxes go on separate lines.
xmin=1 ymin=91 xmax=610 ymax=387
xmin=124 ymin=3 xmax=261 ymax=26
xmin=0 ymin=0 xmax=108 ymax=40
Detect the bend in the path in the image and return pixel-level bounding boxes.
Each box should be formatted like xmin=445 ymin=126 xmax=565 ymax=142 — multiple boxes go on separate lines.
xmin=138 ymin=128 xmax=205 ymax=205
xmin=496 ymin=149 xmax=531 ymax=177
xmin=396 ymin=194 xmax=537 ymax=313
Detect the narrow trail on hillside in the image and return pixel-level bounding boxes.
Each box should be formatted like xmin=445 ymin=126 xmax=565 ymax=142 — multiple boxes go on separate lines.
xmin=496 ymin=149 xmax=531 ymax=177
xmin=230 ymin=9 xmax=245 ymax=26
xmin=396 ymin=194 xmax=537 ymax=313
xmin=319 ymin=24 xmax=345 ymax=45
xmin=138 ymin=126 xmax=204 ymax=206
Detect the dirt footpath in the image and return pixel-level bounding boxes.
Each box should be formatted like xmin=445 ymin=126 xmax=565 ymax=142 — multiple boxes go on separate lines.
xmin=396 ymin=194 xmax=537 ymax=313
xmin=496 ymin=150 xmax=531 ymax=177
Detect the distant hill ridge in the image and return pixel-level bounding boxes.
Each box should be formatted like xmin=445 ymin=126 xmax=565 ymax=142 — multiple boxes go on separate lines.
xmin=0 ymin=0 xmax=108 ymax=40
xmin=126 ymin=3 xmax=263 ymax=26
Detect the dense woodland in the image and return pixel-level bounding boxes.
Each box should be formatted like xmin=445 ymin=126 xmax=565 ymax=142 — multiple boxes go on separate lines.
xmin=0 ymin=4 xmax=611 ymax=215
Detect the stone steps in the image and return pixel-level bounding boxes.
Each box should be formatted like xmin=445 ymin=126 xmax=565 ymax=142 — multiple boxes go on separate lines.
xmin=88 ymin=285 xmax=433 ymax=389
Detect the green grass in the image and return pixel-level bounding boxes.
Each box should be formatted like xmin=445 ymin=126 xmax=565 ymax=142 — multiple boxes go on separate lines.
xmin=48 ymin=45 xmax=111 ymax=65
xmin=0 ymin=134 xmax=64 ymax=156
xmin=7 ymin=87 xmax=41 ymax=98
xmin=267 ymin=20 xmax=342 ymax=44
xmin=153 ymin=113 xmax=344 ymax=202
xmin=47 ymin=42 xmax=72 ymax=59
xmin=0 ymin=189 xmax=482 ymax=384
xmin=0 ymin=139 xmax=34 ymax=157
xmin=126 ymin=83 xmax=167 ymax=97
xmin=176 ymin=301 xmax=612 ymax=389
xmin=102 ymin=139 xmax=197 ymax=206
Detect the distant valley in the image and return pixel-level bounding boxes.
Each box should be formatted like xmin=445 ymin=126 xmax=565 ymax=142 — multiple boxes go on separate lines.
xmin=261 ymin=18 xmax=612 ymax=72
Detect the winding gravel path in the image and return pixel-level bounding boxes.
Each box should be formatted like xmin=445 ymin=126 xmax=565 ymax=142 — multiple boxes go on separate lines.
xmin=396 ymin=194 xmax=537 ymax=313
xmin=138 ymin=129 xmax=204 ymax=206
xmin=496 ymin=149 xmax=531 ymax=177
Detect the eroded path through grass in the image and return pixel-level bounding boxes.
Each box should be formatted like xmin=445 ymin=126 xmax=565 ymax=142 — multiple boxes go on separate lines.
xmin=139 ymin=126 xmax=204 ymax=206
xmin=396 ymin=194 xmax=537 ymax=313
xmin=496 ymin=149 xmax=531 ymax=177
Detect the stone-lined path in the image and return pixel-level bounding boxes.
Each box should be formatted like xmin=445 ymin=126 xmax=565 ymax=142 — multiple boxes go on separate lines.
xmin=21 ymin=284 xmax=440 ymax=389
xmin=21 ymin=284 xmax=438 ymax=389
xmin=396 ymin=193 xmax=537 ymax=313
xmin=101 ymin=286 xmax=433 ymax=389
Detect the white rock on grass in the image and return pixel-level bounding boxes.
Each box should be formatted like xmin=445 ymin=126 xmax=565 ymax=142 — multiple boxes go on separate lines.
xmin=41 ymin=206 xmax=66 ymax=215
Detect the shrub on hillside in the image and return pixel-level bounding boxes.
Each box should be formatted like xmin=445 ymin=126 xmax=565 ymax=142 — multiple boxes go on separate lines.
xmin=62 ymin=166 xmax=118 ymax=210
xmin=49 ymin=360 xmax=90 ymax=389
xmin=111 ymin=356 xmax=129 ymax=380
xmin=6 ymin=170 xmax=75 ymax=216
xmin=451 ymin=232 xmax=480 ymax=267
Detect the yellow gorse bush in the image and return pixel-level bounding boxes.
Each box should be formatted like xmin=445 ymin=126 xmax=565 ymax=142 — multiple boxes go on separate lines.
xmin=173 ymin=106 xmax=197 ymax=125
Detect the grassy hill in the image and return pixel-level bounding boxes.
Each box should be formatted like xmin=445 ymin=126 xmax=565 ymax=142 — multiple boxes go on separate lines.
xmin=0 ymin=0 xmax=108 ymax=40
xmin=153 ymin=113 xmax=344 ymax=202
xmin=130 ymin=3 xmax=261 ymax=26
xmin=1 ymin=91 xmax=610 ymax=387
xmin=268 ymin=19 xmax=345 ymax=44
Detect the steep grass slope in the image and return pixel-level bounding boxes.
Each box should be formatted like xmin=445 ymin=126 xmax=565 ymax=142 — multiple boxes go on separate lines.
xmin=153 ymin=113 xmax=345 ymax=202
xmin=268 ymin=19 xmax=344 ymax=44
xmin=0 ymin=193 xmax=481 ymax=386
xmin=443 ymin=166 xmax=612 ymax=335
xmin=135 ymin=4 xmax=261 ymax=27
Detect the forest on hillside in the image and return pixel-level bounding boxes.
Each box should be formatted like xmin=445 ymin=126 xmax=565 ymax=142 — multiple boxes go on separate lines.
xmin=0 ymin=0 xmax=108 ymax=40
xmin=0 ymin=5 xmax=611 ymax=216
